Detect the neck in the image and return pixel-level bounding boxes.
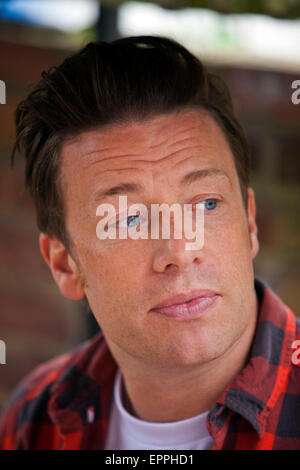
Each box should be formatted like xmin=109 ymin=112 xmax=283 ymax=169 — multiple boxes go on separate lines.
xmin=108 ymin=293 xmax=258 ymax=423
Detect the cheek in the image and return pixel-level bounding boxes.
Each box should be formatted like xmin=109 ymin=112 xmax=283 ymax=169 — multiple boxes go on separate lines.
xmin=83 ymin=246 xmax=149 ymax=337
xmin=81 ymin=241 xmax=147 ymax=302
xmin=205 ymin=209 xmax=252 ymax=274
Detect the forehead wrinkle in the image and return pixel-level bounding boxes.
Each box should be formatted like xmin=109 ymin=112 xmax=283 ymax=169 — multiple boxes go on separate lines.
xmin=84 ymin=135 xmax=200 ymax=164
xmin=65 ymin=114 xmax=212 ymax=168
xmin=94 ymin=167 xmax=145 ymax=176
xmin=81 ymin=143 xmax=200 ymax=173
xmin=146 ymin=126 xmax=202 ymax=151
xmin=83 ymin=153 xmax=142 ymax=168
xmin=84 ymin=150 xmax=140 ymax=160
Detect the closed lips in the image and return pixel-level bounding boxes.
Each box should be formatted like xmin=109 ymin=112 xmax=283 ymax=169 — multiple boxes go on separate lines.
xmin=151 ymin=290 xmax=218 ymax=310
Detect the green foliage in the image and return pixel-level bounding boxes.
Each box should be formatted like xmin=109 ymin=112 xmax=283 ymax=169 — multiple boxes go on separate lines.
xmin=100 ymin=0 xmax=300 ymax=19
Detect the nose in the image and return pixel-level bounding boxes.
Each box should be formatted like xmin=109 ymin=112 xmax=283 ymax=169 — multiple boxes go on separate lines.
xmin=152 ymin=237 xmax=203 ymax=273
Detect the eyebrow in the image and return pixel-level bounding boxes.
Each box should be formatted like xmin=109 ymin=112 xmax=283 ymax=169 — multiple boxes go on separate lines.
xmin=92 ymin=168 xmax=231 ymax=203
xmin=181 ymin=168 xmax=231 ymax=186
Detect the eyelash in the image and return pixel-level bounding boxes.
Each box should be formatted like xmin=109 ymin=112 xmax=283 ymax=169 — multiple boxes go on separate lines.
xmin=195 ymin=198 xmax=219 ymax=212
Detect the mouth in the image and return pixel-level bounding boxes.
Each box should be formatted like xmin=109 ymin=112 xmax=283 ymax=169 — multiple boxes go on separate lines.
xmin=149 ymin=290 xmax=220 ymax=320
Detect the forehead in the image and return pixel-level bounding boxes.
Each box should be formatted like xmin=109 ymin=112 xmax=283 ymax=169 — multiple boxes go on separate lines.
xmin=60 ymin=109 xmax=237 ymax=186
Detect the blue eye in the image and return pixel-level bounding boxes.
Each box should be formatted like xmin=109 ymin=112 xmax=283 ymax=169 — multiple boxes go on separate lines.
xmin=195 ymin=198 xmax=218 ymax=211
xmin=204 ymin=199 xmax=218 ymax=211
xmin=119 ymin=214 xmax=140 ymax=228
xmin=127 ymin=215 xmax=140 ymax=227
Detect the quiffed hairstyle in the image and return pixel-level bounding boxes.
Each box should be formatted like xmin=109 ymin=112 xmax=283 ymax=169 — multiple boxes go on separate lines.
xmin=11 ymin=35 xmax=251 ymax=251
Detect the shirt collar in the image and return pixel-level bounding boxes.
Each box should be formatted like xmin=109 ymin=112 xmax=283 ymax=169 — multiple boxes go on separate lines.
xmin=48 ymin=332 xmax=117 ymax=441
xmin=208 ymin=276 xmax=296 ymax=438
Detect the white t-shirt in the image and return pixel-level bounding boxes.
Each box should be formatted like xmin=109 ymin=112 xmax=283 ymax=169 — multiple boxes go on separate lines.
xmin=104 ymin=368 xmax=215 ymax=450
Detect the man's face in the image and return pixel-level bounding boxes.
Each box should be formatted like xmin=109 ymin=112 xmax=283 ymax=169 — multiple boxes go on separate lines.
xmin=58 ymin=109 xmax=259 ymax=369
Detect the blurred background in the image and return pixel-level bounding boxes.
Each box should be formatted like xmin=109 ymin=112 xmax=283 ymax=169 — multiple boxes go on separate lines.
xmin=0 ymin=0 xmax=299 ymax=411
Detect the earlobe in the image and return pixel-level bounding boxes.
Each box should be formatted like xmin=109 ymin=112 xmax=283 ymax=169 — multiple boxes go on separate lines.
xmin=39 ymin=233 xmax=85 ymax=300
xmin=247 ymin=188 xmax=259 ymax=260
xmin=250 ymin=232 xmax=259 ymax=260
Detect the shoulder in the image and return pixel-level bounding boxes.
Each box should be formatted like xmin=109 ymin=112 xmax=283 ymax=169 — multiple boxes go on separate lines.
xmin=0 ymin=334 xmax=103 ymax=450
xmin=296 ymin=316 xmax=300 ymax=333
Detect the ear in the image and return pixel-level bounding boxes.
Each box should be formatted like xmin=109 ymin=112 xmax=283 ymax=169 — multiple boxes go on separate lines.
xmin=39 ymin=233 xmax=85 ymax=300
xmin=247 ymin=187 xmax=259 ymax=260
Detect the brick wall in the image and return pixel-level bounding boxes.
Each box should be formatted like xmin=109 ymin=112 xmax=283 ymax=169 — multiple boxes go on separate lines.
xmin=0 ymin=37 xmax=92 ymax=410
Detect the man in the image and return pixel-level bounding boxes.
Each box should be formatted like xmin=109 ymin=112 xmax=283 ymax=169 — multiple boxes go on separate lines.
xmin=0 ymin=35 xmax=299 ymax=450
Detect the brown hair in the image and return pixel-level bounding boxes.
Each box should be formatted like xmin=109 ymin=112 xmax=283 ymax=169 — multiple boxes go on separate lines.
xmin=11 ymin=35 xmax=251 ymax=252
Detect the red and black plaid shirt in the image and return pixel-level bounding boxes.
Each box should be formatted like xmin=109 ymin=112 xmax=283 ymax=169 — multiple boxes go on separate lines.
xmin=0 ymin=277 xmax=299 ymax=450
